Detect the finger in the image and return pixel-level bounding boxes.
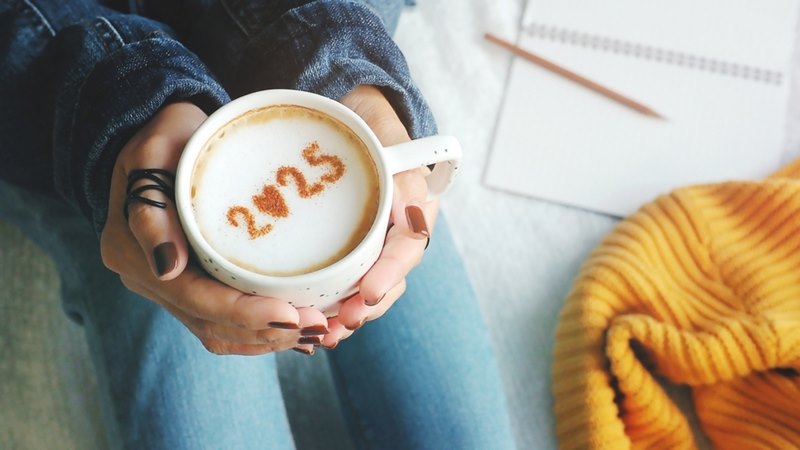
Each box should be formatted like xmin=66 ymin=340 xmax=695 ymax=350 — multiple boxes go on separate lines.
xmin=357 ymin=170 xmax=437 ymax=304
xmin=125 ymin=170 xmax=187 ymax=281
xmin=156 ymin=266 xmax=300 ymax=331
xmin=121 ymin=104 xmax=206 ymax=281
xmin=359 ymin=222 xmax=426 ymax=305
xmin=293 ymin=307 xmax=328 ymax=356
xmin=200 ymin=338 xmax=286 ymax=356
xmin=324 ymin=281 xmax=406 ymax=349
xmin=161 ymin=298 xmax=292 ymax=347
xmin=320 ymin=318 xmax=351 ymax=349
xmin=101 ymin=164 xmax=157 ymax=278
xmin=184 ymin=314 xmax=299 ymax=347
xmin=391 ymin=169 xmax=431 ymax=240
xmin=362 ymin=279 xmax=406 ymax=323
xmin=336 ymin=292 xmax=370 ymax=331
xmin=198 ymin=319 xmax=299 ymax=348
xmin=337 ymin=280 xmax=406 ymax=332
xmin=123 ymin=146 xmax=186 ymax=280
xmin=296 ymin=307 xmax=330 ymax=346
xmin=292 ymin=345 xmax=316 ymax=356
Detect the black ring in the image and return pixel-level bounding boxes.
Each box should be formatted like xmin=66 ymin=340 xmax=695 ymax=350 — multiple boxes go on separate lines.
xmin=124 ymin=169 xmax=175 ymax=220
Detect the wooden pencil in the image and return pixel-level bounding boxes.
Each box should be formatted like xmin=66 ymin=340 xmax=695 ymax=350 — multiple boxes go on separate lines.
xmin=485 ymin=32 xmax=664 ymax=119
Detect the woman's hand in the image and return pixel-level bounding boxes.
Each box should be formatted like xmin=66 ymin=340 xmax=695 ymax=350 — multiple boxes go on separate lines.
xmin=99 ymin=89 xmax=436 ymax=355
xmin=100 ymin=102 xmax=330 ymax=356
xmin=320 ymin=85 xmax=438 ymax=349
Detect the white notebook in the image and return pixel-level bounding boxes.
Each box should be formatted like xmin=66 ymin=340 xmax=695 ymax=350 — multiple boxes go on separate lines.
xmin=486 ymin=0 xmax=800 ymax=217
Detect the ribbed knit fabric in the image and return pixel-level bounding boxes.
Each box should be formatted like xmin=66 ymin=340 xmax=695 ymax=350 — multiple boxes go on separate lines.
xmin=553 ymin=161 xmax=800 ymax=449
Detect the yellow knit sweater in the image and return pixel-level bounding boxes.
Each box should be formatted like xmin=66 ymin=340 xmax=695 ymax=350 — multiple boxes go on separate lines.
xmin=553 ymin=162 xmax=800 ymax=449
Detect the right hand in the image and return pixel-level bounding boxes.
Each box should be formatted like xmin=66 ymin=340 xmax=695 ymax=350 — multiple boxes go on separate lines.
xmin=319 ymin=85 xmax=437 ymax=349
xmin=100 ymin=102 xmax=330 ymax=356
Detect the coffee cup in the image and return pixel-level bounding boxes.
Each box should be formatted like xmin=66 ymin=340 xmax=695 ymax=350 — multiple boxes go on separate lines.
xmin=175 ymin=89 xmax=461 ymax=316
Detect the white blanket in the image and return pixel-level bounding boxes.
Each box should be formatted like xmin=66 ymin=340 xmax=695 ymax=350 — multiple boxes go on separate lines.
xmin=394 ymin=0 xmax=800 ymax=446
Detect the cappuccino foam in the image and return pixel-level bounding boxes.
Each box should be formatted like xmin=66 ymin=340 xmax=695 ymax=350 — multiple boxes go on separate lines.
xmin=192 ymin=105 xmax=380 ymax=276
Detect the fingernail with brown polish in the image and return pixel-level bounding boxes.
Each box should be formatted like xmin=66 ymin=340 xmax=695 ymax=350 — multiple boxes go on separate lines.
xmin=154 ymin=242 xmax=177 ymax=277
xmin=268 ymin=321 xmax=300 ymax=330
xmin=292 ymin=347 xmax=314 ymax=356
xmin=405 ymin=204 xmax=429 ymax=239
xmin=298 ymin=336 xmax=322 ymax=346
xmin=365 ymin=292 xmax=386 ymax=307
xmin=300 ymin=325 xmax=329 ymax=336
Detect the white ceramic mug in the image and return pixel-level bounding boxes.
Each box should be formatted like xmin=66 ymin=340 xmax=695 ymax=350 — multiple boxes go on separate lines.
xmin=175 ymin=89 xmax=462 ymax=316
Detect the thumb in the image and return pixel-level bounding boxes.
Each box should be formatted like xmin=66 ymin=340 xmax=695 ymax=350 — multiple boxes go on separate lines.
xmin=337 ymin=85 xmax=432 ymax=239
xmin=125 ymin=167 xmax=188 ymax=281
xmin=392 ymin=168 xmax=431 ymax=240
xmin=121 ymin=102 xmax=205 ymax=280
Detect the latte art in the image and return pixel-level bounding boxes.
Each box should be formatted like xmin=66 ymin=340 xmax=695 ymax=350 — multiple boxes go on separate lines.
xmin=225 ymin=141 xmax=346 ymax=239
xmin=191 ymin=105 xmax=380 ymax=276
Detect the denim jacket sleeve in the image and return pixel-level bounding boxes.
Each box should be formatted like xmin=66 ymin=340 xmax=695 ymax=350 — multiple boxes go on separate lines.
xmin=2 ymin=0 xmax=433 ymax=235
xmin=0 ymin=0 xmax=229 ymax=233
xmin=182 ymin=0 xmax=437 ymax=140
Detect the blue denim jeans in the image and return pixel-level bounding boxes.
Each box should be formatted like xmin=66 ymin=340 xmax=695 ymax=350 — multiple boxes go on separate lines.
xmin=0 ymin=178 xmax=516 ymax=449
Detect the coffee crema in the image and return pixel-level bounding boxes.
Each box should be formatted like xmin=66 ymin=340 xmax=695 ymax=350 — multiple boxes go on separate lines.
xmin=191 ymin=105 xmax=380 ymax=276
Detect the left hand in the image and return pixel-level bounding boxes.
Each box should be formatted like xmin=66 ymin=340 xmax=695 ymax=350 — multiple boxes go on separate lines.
xmin=313 ymin=85 xmax=437 ymax=351
xmin=101 ymin=103 xmax=327 ymax=356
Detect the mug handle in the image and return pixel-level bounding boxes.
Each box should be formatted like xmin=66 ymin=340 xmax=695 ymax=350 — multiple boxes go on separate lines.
xmin=382 ymin=135 xmax=463 ymax=201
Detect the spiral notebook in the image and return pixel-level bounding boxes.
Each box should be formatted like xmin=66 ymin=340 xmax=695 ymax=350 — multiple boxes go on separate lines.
xmin=486 ymin=0 xmax=800 ymax=217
